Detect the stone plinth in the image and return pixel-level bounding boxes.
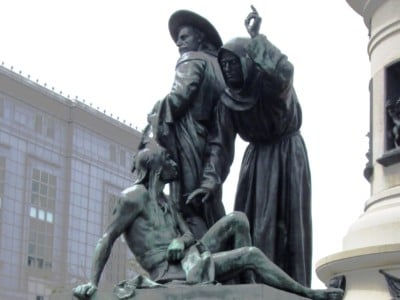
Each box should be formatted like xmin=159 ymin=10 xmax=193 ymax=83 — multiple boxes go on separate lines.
xmin=50 ymin=284 xmax=310 ymax=300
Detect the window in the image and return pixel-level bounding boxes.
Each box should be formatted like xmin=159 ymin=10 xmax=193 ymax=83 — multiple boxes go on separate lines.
xmin=0 ymin=156 xmax=5 ymax=238
xmin=120 ymin=149 xmax=126 ymax=166
xmin=27 ymin=168 xmax=56 ymax=272
xmin=385 ymin=61 xmax=400 ymax=151
xmin=110 ymin=145 xmax=117 ymax=163
xmin=28 ymin=279 xmax=50 ymax=300
xmin=34 ymin=115 xmax=43 ymax=134
xmin=30 ymin=168 xmax=56 ymax=224
xmin=15 ymin=108 xmax=28 ymax=126
xmin=27 ymin=229 xmax=53 ymax=271
xmin=377 ymin=62 xmax=400 ymax=166
xmin=0 ymin=97 xmax=4 ymax=118
xmin=0 ymin=156 xmax=4 ymax=209
xmin=46 ymin=119 xmax=55 ymax=138
xmin=30 ymin=207 xmax=37 ymax=218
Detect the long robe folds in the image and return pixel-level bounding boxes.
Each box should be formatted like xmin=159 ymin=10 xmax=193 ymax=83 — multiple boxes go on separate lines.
xmin=156 ymin=50 xmax=226 ymax=239
xmin=201 ymin=35 xmax=312 ymax=286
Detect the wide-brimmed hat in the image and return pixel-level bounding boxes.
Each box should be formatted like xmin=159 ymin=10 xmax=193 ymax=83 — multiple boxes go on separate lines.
xmin=168 ymin=10 xmax=222 ymax=49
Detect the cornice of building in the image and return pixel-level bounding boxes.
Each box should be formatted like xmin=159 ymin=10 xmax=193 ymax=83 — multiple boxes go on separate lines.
xmin=347 ymin=0 xmax=385 ymax=30
xmin=0 ymin=62 xmax=142 ymax=139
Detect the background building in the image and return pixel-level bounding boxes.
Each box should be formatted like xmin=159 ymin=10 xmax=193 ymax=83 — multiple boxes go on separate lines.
xmin=317 ymin=1 xmax=400 ymax=299
xmin=0 ymin=65 xmax=142 ymax=300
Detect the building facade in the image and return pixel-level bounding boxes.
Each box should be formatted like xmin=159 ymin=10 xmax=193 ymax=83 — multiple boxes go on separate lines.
xmin=0 ymin=65 xmax=142 ymax=300
xmin=316 ymin=1 xmax=400 ymax=299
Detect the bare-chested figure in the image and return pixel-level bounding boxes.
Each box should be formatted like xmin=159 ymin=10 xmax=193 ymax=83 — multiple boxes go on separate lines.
xmin=73 ymin=148 xmax=343 ymax=300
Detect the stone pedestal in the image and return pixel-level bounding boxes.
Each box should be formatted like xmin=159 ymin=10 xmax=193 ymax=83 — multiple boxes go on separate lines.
xmin=50 ymin=284 xmax=309 ymax=300
xmin=316 ymin=1 xmax=400 ymax=299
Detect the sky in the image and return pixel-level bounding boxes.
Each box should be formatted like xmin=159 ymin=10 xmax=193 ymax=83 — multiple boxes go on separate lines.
xmin=0 ymin=0 xmax=371 ymax=288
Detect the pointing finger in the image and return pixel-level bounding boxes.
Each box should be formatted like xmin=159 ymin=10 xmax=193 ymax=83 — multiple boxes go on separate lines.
xmin=250 ymin=5 xmax=258 ymax=14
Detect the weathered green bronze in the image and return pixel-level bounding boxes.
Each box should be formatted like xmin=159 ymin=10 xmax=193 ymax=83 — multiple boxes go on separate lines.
xmin=73 ymin=7 xmax=343 ymax=300
xmin=152 ymin=9 xmax=226 ymax=240
xmin=188 ymin=6 xmax=312 ymax=287
xmin=73 ymin=147 xmax=342 ymax=300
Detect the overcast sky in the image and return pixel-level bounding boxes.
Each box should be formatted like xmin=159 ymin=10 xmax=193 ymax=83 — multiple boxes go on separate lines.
xmin=0 ymin=0 xmax=371 ymax=288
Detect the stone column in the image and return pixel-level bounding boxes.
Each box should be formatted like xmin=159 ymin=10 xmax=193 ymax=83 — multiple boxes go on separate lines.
xmin=316 ymin=1 xmax=400 ymax=299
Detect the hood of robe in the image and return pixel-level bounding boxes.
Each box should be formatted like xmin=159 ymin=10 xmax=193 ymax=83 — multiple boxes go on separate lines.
xmin=218 ymin=37 xmax=258 ymax=111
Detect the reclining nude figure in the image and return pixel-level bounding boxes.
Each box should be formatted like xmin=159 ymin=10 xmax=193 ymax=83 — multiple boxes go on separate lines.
xmin=73 ymin=148 xmax=343 ymax=300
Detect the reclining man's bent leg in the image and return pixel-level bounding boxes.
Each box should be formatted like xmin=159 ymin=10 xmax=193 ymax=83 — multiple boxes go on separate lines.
xmin=201 ymin=211 xmax=251 ymax=253
xmin=212 ymin=247 xmax=344 ymax=300
xmin=200 ymin=212 xmax=255 ymax=283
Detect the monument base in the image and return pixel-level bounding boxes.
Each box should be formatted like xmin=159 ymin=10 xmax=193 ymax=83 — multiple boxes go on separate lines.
xmin=51 ymin=284 xmax=310 ymax=300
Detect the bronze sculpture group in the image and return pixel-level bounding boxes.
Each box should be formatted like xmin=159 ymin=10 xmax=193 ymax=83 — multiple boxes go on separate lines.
xmin=73 ymin=6 xmax=344 ymax=300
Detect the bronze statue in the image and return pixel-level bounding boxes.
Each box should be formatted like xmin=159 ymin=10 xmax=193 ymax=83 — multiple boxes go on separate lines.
xmin=73 ymin=147 xmax=343 ymax=300
xmin=387 ymin=97 xmax=400 ymax=148
xmin=189 ymin=7 xmax=312 ymax=286
xmin=152 ymin=10 xmax=226 ymax=239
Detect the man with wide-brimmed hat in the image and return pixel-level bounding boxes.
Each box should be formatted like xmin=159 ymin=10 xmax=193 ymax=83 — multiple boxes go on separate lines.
xmin=153 ymin=10 xmax=226 ymax=239
xmin=168 ymin=10 xmax=222 ymax=55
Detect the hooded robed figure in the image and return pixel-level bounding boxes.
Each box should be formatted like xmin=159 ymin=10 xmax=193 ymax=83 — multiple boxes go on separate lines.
xmin=190 ymin=8 xmax=312 ymax=286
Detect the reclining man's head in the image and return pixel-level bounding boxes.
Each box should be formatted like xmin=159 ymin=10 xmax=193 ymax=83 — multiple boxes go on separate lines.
xmin=134 ymin=148 xmax=179 ymax=186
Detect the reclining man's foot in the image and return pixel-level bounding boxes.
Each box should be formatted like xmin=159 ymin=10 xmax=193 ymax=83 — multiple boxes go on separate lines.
xmin=309 ymin=287 xmax=344 ymax=300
